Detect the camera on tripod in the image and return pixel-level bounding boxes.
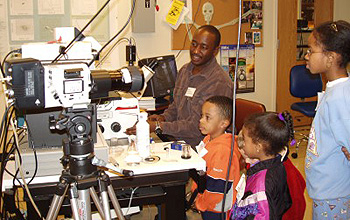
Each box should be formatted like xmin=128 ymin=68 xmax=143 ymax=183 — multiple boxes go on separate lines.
xmin=3 ymin=56 xmax=157 ymax=219
xmin=4 ymin=57 xmax=156 ymax=168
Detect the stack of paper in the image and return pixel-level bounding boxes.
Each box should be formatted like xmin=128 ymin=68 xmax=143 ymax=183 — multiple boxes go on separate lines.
xmin=139 ymin=97 xmax=156 ymax=111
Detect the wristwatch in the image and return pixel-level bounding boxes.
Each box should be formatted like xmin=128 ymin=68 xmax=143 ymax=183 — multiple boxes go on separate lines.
xmin=155 ymin=120 xmax=163 ymax=135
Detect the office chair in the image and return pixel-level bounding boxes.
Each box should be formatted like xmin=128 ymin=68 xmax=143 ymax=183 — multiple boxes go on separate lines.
xmin=235 ymin=98 xmax=266 ymax=133
xmin=289 ymin=64 xmax=323 ymax=158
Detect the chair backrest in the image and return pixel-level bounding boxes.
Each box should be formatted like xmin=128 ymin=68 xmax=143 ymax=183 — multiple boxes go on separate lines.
xmin=235 ymin=98 xmax=266 ymax=133
xmin=290 ymin=65 xmax=323 ymax=98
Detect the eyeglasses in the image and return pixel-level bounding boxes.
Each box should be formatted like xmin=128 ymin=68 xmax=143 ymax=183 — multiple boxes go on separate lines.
xmin=306 ymin=49 xmax=324 ymax=56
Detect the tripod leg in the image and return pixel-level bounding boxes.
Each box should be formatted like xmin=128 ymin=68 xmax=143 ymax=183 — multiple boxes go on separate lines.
xmin=46 ymin=194 xmax=67 ymax=220
xmin=46 ymin=180 xmax=69 ymax=220
xmin=69 ymin=183 xmax=84 ymax=220
xmin=89 ymin=187 xmax=105 ymax=220
xmin=100 ymin=187 xmax=112 ymax=220
xmin=78 ymin=188 xmax=92 ymax=220
xmin=96 ymin=177 xmax=112 ymax=220
xmin=107 ymin=185 xmax=125 ymax=220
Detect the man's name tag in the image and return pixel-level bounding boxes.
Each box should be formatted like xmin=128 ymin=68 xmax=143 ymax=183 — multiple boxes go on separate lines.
xmin=185 ymin=87 xmax=196 ymax=97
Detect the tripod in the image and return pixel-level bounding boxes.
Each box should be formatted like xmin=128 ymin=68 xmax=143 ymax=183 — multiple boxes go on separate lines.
xmin=46 ymin=167 xmax=125 ymax=220
xmin=46 ymin=105 xmax=131 ymax=220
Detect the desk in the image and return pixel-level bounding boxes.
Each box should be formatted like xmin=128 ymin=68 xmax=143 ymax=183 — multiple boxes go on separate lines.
xmin=3 ymin=142 xmax=206 ymax=220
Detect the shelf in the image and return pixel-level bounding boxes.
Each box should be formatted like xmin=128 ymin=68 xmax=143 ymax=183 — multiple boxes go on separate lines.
xmin=297 ymin=29 xmax=313 ymax=33
xmin=297 ymin=45 xmax=308 ymax=48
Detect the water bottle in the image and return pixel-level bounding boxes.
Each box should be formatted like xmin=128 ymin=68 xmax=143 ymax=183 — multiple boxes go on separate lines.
xmin=136 ymin=112 xmax=150 ymax=158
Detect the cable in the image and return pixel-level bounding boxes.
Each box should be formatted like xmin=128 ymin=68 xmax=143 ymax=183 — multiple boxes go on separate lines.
xmin=0 ymin=105 xmax=15 ymax=209
xmin=221 ymin=0 xmax=243 ymax=218
xmin=14 ymin=138 xmax=43 ymax=219
xmin=175 ymin=0 xmax=202 ymax=59
xmin=0 ymin=85 xmax=15 ymax=218
xmin=125 ymin=186 xmax=139 ymax=216
xmin=0 ymin=58 xmax=3 ymax=78
xmin=23 ymin=116 xmax=40 ymax=184
xmin=0 ymin=63 xmax=43 ymax=219
xmin=1 ymin=49 xmax=22 ymax=77
xmin=88 ymin=0 xmax=137 ymax=67
xmin=51 ymin=0 xmax=111 ymax=63
xmin=130 ymin=37 xmax=141 ymax=61
xmin=96 ymin=37 xmax=129 ymax=68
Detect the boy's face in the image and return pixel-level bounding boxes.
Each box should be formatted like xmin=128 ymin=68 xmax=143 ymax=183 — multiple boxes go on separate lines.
xmin=199 ymin=102 xmax=227 ymax=139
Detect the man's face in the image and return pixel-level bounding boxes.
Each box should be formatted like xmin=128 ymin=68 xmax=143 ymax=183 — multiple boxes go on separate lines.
xmin=190 ymin=29 xmax=218 ymax=67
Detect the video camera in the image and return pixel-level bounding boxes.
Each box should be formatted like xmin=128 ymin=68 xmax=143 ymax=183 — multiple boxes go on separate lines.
xmin=5 ymin=58 xmax=155 ymax=111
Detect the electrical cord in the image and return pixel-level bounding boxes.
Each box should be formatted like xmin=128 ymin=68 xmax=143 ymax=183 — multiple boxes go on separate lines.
xmin=0 ymin=58 xmax=2 ymax=78
xmin=0 ymin=80 xmax=15 ymax=218
xmin=23 ymin=116 xmax=40 ymax=185
xmin=125 ymin=186 xmax=139 ymax=216
xmin=0 ymin=65 xmax=43 ymax=219
xmin=14 ymin=135 xmax=43 ymax=219
xmin=51 ymin=0 xmax=111 ymax=63
xmin=1 ymin=48 xmax=22 ymax=78
xmin=175 ymin=0 xmax=202 ymax=59
xmin=1 ymin=116 xmax=27 ymax=217
xmin=221 ymin=0 xmax=243 ymax=218
xmin=130 ymin=37 xmax=141 ymax=61
xmin=0 ymin=105 xmax=15 ymax=207
xmin=96 ymin=37 xmax=130 ymax=68
xmin=88 ymin=0 xmax=137 ymax=67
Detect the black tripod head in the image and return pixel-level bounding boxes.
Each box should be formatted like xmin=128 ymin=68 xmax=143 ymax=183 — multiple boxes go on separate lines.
xmin=49 ymin=104 xmax=97 ymax=177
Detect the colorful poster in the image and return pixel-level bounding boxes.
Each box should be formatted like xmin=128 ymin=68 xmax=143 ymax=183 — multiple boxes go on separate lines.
xmin=220 ymin=44 xmax=255 ymax=93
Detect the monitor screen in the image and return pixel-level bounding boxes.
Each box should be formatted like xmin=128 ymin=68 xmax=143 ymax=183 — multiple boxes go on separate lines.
xmin=138 ymin=55 xmax=177 ymax=99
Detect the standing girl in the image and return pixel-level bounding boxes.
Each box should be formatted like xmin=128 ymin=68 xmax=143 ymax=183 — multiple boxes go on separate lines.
xmin=229 ymin=111 xmax=293 ymax=219
xmin=304 ymin=20 xmax=350 ymax=219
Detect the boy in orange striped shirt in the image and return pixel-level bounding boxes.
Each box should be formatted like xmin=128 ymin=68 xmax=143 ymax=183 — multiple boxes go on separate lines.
xmin=192 ymin=96 xmax=240 ymax=219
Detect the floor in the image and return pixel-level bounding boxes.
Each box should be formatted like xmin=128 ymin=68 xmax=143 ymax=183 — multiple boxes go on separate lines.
xmin=129 ymin=128 xmax=313 ymax=220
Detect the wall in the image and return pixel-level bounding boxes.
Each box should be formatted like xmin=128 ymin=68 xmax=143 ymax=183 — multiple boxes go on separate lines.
xmin=104 ymin=0 xmax=348 ymax=112
xmin=108 ymin=0 xmax=278 ymax=111
xmin=334 ymin=0 xmax=350 ymax=22
xmin=1 ymin=0 xmax=348 ymax=116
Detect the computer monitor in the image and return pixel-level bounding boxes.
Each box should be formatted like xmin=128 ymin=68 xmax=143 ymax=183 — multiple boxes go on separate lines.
xmin=138 ymin=55 xmax=177 ymax=99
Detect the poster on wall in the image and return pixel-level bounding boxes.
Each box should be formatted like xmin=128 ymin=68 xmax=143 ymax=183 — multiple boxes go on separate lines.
xmin=220 ymin=44 xmax=255 ymax=93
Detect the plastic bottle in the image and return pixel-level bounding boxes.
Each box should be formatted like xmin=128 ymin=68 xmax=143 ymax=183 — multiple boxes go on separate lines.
xmin=136 ymin=112 xmax=150 ymax=158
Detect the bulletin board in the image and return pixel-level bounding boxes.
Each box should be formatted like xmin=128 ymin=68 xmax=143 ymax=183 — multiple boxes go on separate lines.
xmin=6 ymin=0 xmax=109 ymax=45
xmin=171 ymin=0 xmax=263 ymax=50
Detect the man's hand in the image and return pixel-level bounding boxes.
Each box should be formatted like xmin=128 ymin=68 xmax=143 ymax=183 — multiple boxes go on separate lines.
xmin=148 ymin=114 xmax=165 ymax=133
xmin=341 ymin=146 xmax=350 ymax=161
xmin=126 ymin=114 xmax=165 ymax=135
xmin=125 ymin=125 xmax=136 ymax=135
xmin=149 ymin=120 xmax=157 ymax=133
